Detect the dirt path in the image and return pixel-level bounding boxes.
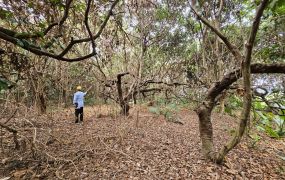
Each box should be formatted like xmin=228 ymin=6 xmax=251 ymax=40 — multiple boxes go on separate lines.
xmin=1 ymin=105 xmax=284 ymax=179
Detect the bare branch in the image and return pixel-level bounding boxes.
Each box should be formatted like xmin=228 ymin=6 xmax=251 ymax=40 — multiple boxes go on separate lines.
xmin=0 ymin=0 xmax=73 ymax=39
xmin=207 ymin=62 xmax=283 ymax=101
xmin=0 ymin=0 xmax=120 ymax=62
xmin=215 ymin=0 xmax=270 ymax=163
xmin=59 ymin=0 xmax=73 ymax=29
xmin=58 ymin=0 xmax=120 ymax=57
xmin=190 ymin=5 xmax=243 ymax=61
xmin=84 ymin=0 xmax=96 ymax=53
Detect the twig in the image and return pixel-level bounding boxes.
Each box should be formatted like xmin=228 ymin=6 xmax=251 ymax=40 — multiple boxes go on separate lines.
xmin=3 ymin=108 xmax=18 ymax=124
xmin=99 ymin=136 xmax=133 ymax=160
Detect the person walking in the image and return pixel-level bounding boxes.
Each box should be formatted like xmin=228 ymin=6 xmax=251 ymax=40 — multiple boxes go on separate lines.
xmin=73 ymin=86 xmax=87 ymax=123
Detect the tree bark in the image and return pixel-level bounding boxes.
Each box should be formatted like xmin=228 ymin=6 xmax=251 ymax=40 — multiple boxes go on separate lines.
xmin=215 ymin=0 xmax=269 ymax=163
xmin=196 ymin=63 xmax=285 ymax=162
xmin=39 ymin=93 xmax=47 ymax=114
xmin=193 ymin=0 xmax=269 ymax=163
xmin=116 ymin=72 xmax=130 ymax=116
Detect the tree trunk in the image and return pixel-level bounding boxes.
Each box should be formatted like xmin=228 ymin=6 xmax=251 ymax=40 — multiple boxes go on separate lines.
xmin=219 ymin=91 xmax=227 ymax=114
xmin=196 ymin=63 xmax=285 ymax=163
xmin=39 ymin=93 xmax=46 ymax=114
xmin=120 ymin=102 xmax=130 ymax=116
xmin=192 ymin=0 xmax=269 ymax=163
xmin=196 ymin=102 xmax=214 ymax=157
xmin=116 ymin=72 xmax=130 ymax=116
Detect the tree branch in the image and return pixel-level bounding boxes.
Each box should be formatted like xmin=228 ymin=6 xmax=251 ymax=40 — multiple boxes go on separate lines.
xmin=59 ymin=0 xmax=73 ymax=29
xmin=215 ymin=0 xmax=269 ymax=163
xmin=207 ymin=63 xmax=283 ymax=101
xmin=84 ymin=0 xmax=96 ymax=53
xmin=58 ymin=0 xmax=120 ymax=57
xmin=0 ymin=0 xmax=73 ymax=39
xmin=190 ymin=5 xmax=243 ymax=61
xmin=0 ymin=0 xmax=120 ymax=62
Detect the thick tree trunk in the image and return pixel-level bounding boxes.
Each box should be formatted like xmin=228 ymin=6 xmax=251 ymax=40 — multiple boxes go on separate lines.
xmin=193 ymin=0 xmax=269 ymax=163
xmin=196 ymin=63 xmax=285 ymax=163
xmin=196 ymin=102 xmax=214 ymax=157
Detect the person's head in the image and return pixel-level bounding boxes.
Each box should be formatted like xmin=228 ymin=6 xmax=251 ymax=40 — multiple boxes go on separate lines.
xmin=76 ymin=86 xmax=82 ymax=91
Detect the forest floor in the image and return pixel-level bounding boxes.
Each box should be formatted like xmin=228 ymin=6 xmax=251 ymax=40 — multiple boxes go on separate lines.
xmin=0 ymin=105 xmax=285 ymax=179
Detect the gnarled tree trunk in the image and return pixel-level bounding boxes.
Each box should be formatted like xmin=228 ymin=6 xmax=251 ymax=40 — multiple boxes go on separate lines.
xmin=196 ymin=63 xmax=285 ymax=163
xmin=192 ymin=0 xmax=269 ymax=163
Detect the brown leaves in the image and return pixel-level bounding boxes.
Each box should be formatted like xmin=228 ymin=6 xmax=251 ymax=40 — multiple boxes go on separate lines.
xmin=0 ymin=106 xmax=284 ymax=179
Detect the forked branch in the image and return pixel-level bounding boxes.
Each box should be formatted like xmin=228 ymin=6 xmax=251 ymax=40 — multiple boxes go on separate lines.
xmin=0 ymin=0 xmax=120 ymax=62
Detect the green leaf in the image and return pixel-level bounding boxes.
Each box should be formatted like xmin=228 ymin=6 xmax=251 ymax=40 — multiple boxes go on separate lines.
xmin=36 ymin=31 xmax=45 ymax=38
xmin=256 ymin=111 xmax=268 ymax=121
xmin=254 ymin=101 xmax=266 ymax=109
xmin=27 ymin=2 xmax=34 ymax=8
xmin=249 ymin=133 xmax=261 ymax=141
xmin=49 ymin=0 xmax=61 ymax=5
xmin=16 ymin=39 xmax=24 ymax=47
xmin=0 ymin=79 xmax=9 ymax=91
xmin=265 ymin=125 xmax=280 ymax=138
xmin=149 ymin=107 xmax=160 ymax=115
xmin=155 ymin=7 xmax=171 ymax=20
xmin=273 ymin=115 xmax=284 ymax=127
xmin=256 ymin=125 xmax=265 ymax=132
xmin=225 ymin=106 xmax=232 ymax=115
xmin=39 ymin=22 xmax=46 ymax=29
xmin=0 ymin=8 xmax=13 ymax=19
xmin=269 ymin=0 xmax=285 ymax=15
xmin=269 ymin=0 xmax=279 ymax=9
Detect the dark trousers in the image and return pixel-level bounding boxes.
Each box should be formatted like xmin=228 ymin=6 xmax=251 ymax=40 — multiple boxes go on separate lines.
xmin=75 ymin=107 xmax=83 ymax=123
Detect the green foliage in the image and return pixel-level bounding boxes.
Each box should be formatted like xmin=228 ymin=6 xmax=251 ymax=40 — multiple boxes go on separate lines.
xmin=256 ymin=0 xmax=285 ymax=63
xmin=269 ymin=0 xmax=285 ymax=15
xmin=253 ymin=101 xmax=267 ymax=110
xmin=0 ymin=9 xmax=13 ymax=19
xmin=49 ymin=0 xmax=64 ymax=8
xmin=74 ymin=2 xmax=86 ymax=11
xmin=229 ymin=95 xmax=243 ymax=108
xmin=148 ymin=98 xmax=179 ymax=122
xmin=155 ymin=7 xmax=171 ymax=20
xmin=224 ymin=106 xmax=233 ymax=116
xmin=0 ymin=78 xmax=9 ymax=91
xmin=252 ymin=89 xmax=285 ymax=138
xmin=16 ymin=39 xmax=25 ymax=47
xmin=255 ymin=111 xmax=285 ymax=138
xmin=149 ymin=106 xmax=160 ymax=115
xmin=84 ymin=96 xmax=101 ymax=105
xmin=224 ymin=95 xmax=243 ymax=116
xmin=274 ymin=115 xmax=285 ymax=136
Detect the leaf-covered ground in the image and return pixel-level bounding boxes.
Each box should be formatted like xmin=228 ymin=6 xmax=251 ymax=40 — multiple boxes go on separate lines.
xmin=1 ymin=105 xmax=284 ymax=179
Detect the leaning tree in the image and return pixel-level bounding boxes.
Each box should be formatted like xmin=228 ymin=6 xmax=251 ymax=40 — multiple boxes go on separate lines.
xmin=191 ymin=0 xmax=285 ymax=163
